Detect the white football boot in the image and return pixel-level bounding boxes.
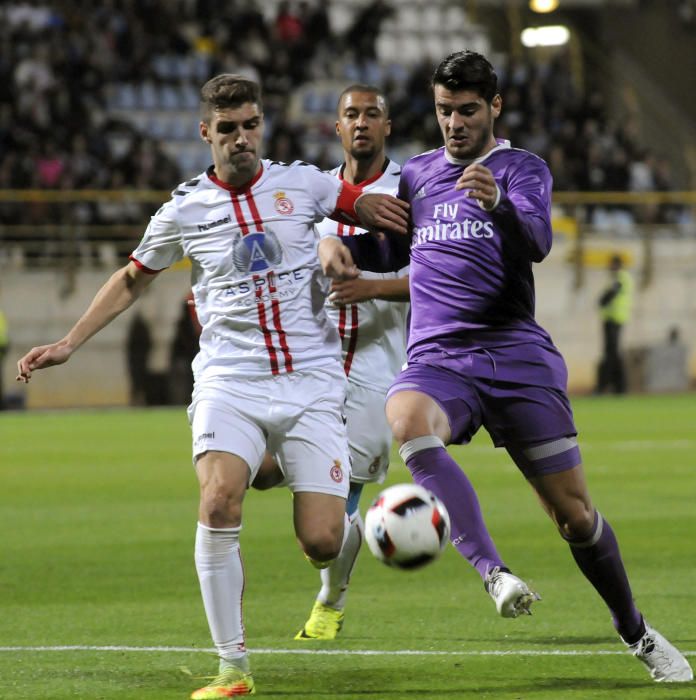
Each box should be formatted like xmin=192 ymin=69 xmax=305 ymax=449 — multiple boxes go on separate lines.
xmin=484 ymin=566 xmax=540 ymax=618
xmin=627 ymin=623 xmax=693 ymax=682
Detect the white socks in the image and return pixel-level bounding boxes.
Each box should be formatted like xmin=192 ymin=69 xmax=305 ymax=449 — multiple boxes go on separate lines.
xmin=317 ymin=511 xmax=364 ymax=610
xmin=195 ymin=522 xmax=247 ymax=662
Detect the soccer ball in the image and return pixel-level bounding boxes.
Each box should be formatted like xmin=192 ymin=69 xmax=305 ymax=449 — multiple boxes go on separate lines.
xmin=364 ymin=483 xmax=451 ymax=570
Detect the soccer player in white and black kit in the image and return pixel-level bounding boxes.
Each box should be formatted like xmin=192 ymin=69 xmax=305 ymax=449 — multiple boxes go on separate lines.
xmin=290 ymin=85 xmax=410 ymax=640
xmin=16 ymin=74 xmax=409 ymax=699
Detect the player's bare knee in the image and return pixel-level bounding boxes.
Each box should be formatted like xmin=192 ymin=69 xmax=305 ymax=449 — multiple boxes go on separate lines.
xmin=303 ymin=539 xmax=341 ymax=563
xmin=300 ymin=528 xmax=343 ymax=562
xmin=388 ymin=413 xmax=429 ymax=445
xmin=199 ymin=489 xmax=242 ymax=528
xmin=556 ymin=505 xmax=595 ymax=540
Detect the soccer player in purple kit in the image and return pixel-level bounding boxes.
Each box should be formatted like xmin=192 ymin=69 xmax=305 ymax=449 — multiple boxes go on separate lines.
xmin=385 ymin=51 xmax=692 ymax=683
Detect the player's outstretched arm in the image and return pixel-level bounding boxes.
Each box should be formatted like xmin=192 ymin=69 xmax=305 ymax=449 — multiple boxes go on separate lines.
xmin=318 ymin=237 xmax=360 ymax=282
xmin=329 ymin=276 xmax=410 ymax=305
xmin=355 ymin=193 xmax=409 ymax=236
xmin=16 ymin=261 xmax=158 ymax=383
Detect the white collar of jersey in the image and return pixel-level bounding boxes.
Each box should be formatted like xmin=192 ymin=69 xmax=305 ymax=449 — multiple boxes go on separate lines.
xmin=443 ymin=139 xmax=511 ymax=167
xmin=335 ymin=157 xmax=394 ymax=184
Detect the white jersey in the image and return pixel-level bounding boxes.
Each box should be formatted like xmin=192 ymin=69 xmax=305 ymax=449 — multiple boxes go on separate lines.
xmin=316 ymin=159 xmax=409 ymax=393
xmin=131 ymin=160 xmax=347 ymax=381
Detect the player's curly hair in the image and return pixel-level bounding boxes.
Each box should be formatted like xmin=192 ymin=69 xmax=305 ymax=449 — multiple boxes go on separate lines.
xmin=200 ymin=74 xmax=262 ymax=122
xmin=432 ymin=51 xmax=498 ymax=103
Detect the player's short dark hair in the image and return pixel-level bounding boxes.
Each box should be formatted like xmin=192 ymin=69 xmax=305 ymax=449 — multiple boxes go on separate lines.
xmin=432 ymin=51 xmax=498 ymax=102
xmin=200 ymin=74 xmax=262 ymax=122
xmin=337 ymin=84 xmax=390 ymax=117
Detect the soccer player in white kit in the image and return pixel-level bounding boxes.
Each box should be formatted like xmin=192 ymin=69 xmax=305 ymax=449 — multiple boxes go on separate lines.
xmin=16 ymin=74 xmax=409 ymax=699
xmin=296 ymin=85 xmax=409 ymax=640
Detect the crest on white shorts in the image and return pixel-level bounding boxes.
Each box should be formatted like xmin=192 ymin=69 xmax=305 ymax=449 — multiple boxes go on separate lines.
xmin=330 ymin=460 xmax=344 ymax=483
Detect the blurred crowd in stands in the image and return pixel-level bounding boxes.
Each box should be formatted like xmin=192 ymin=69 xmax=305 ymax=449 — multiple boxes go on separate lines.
xmin=0 ymin=0 xmax=691 ymax=246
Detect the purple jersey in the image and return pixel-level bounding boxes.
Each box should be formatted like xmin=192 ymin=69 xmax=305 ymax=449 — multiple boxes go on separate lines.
xmin=401 ymin=140 xmax=555 ymax=363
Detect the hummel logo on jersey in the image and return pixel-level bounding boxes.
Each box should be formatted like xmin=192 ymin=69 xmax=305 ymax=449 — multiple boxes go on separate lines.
xmin=414 ymin=186 xmax=427 ymax=199
xmin=198 ymin=215 xmax=231 ymax=232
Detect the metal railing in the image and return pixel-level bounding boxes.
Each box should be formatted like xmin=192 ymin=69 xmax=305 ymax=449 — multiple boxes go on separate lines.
xmin=2 ymin=189 xmax=695 ymax=294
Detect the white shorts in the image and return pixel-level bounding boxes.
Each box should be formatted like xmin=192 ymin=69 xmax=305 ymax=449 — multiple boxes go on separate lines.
xmin=344 ymin=380 xmax=392 ymax=484
xmin=187 ymin=364 xmax=351 ymax=498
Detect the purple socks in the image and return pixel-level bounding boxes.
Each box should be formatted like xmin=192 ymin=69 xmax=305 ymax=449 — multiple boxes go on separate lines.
xmin=399 ymin=436 xmax=645 ymax=644
xmin=400 ymin=439 xmax=505 ymax=579
xmin=566 ymin=511 xmax=644 ymax=643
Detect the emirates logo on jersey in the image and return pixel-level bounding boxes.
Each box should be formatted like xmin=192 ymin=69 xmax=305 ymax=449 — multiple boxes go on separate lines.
xmin=273 ymin=191 xmax=294 ymax=215
xmin=232 ymin=225 xmax=283 ymax=273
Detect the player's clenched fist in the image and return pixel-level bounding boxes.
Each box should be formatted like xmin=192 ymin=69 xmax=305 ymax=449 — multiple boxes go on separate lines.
xmin=455 ymin=163 xmax=499 ymax=211
xmin=318 ymin=237 xmax=359 ymax=282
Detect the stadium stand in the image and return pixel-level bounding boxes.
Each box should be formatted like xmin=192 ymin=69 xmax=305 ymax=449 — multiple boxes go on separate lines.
xmin=1 ymin=0 xmax=688 ymax=216
xmin=2 ymin=1 xmax=695 ymax=407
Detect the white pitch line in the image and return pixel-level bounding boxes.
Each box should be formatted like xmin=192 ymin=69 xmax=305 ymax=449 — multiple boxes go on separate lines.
xmin=0 ymin=645 xmax=694 ymax=657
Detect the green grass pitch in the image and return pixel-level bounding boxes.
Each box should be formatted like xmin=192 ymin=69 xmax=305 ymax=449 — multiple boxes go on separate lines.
xmin=1 ymin=394 xmax=694 ymax=699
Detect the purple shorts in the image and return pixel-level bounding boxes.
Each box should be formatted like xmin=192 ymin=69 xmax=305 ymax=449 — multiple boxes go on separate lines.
xmin=387 ymin=345 xmax=581 ymax=478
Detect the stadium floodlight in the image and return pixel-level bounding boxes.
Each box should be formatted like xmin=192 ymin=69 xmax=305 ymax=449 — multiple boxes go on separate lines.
xmin=520 ymin=25 xmax=570 ymax=47
xmin=530 ymin=0 xmax=559 ymax=12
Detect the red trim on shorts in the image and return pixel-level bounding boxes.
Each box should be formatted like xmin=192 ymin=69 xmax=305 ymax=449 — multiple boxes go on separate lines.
xmin=343 ymin=303 xmax=359 ymax=376
xmin=267 ymin=271 xmax=293 ymax=372
xmin=254 ymin=273 xmax=279 ymax=375
xmin=129 ymin=255 xmax=164 ymax=274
